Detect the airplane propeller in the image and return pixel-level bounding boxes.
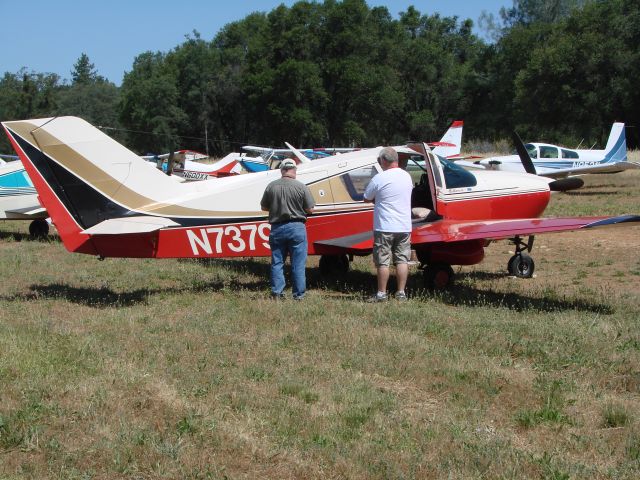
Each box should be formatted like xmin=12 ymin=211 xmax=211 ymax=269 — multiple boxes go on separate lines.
xmin=511 ymin=131 xmax=537 ymax=175
xmin=511 ymin=130 xmax=583 ymax=192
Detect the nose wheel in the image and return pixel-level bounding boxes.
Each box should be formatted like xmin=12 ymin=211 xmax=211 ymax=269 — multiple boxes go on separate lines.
xmin=507 ymin=235 xmax=535 ymax=278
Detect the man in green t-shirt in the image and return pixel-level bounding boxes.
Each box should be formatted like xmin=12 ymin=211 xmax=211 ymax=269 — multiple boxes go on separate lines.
xmin=260 ymin=159 xmax=315 ymax=300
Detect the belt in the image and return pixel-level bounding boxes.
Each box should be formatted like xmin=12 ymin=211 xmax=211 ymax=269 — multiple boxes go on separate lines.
xmin=271 ymin=219 xmax=305 ymax=226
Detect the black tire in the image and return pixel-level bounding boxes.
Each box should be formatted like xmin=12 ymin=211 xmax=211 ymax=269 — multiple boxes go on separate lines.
xmin=319 ymin=254 xmax=350 ymax=276
xmin=508 ymin=253 xmax=535 ymax=278
xmin=29 ymin=219 xmax=49 ymax=239
xmin=423 ymin=263 xmax=454 ymax=289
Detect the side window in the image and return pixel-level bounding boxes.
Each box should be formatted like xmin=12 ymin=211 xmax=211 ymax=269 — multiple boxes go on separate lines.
xmin=539 ymin=146 xmax=559 ymax=158
xmin=561 ymin=149 xmax=579 ymax=159
xmin=525 ymin=144 xmax=538 ymax=159
xmin=340 ymin=166 xmax=377 ymax=201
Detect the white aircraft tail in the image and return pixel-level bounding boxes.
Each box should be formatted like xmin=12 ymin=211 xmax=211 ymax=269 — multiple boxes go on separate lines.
xmin=2 ymin=117 xmax=187 ymax=251
xmin=432 ymin=120 xmax=463 ymax=158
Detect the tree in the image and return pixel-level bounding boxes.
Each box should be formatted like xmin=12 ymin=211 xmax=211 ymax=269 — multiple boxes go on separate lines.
xmin=71 ymin=53 xmax=103 ymax=85
xmin=119 ymin=52 xmax=188 ymax=153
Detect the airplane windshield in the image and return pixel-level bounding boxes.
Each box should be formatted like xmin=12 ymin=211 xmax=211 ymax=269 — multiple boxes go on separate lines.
xmin=525 ymin=144 xmax=538 ymax=159
xmin=438 ymin=157 xmax=477 ymax=188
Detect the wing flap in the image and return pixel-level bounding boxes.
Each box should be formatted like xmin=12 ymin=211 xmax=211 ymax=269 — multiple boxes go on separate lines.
xmin=82 ymin=216 xmax=180 ymax=235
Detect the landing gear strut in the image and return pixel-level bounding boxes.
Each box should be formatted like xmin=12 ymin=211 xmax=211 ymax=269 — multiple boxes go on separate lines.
xmin=507 ymin=235 xmax=535 ymax=278
xmin=319 ymin=254 xmax=350 ymax=275
xmin=29 ymin=219 xmax=49 ymax=239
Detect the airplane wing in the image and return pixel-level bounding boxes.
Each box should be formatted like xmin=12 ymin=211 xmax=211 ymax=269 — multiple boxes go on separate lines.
xmin=4 ymin=205 xmax=48 ymax=219
xmin=536 ymin=161 xmax=640 ymax=178
xmin=313 ymin=215 xmax=640 ymax=253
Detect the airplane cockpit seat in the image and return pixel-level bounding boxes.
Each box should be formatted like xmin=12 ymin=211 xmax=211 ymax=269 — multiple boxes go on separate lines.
xmin=411 ymin=173 xmax=439 ymax=222
xmin=411 ymin=173 xmax=434 ymax=210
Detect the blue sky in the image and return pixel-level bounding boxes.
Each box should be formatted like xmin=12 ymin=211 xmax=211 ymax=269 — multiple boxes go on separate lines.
xmin=1 ymin=0 xmax=508 ymax=85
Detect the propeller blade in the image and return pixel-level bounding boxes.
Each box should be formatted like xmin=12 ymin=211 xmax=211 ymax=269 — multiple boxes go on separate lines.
xmin=511 ymin=131 xmax=536 ymax=175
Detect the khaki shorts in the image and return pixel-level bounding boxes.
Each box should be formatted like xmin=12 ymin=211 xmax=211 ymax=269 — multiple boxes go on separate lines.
xmin=373 ymin=231 xmax=411 ymax=267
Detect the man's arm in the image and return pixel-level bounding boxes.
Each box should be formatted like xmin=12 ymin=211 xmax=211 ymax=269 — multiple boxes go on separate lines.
xmin=363 ymin=179 xmax=376 ymax=203
xmin=303 ymin=186 xmax=315 ymax=215
xmin=260 ymin=187 xmax=271 ymax=212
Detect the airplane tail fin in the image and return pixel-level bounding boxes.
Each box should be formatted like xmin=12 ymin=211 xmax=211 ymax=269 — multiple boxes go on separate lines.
xmin=604 ymin=122 xmax=627 ymax=163
xmin=1 ymin=116 xmax=183 ymax=253
xmin=432 ymin=120 xmax=463 ymax=158
xmin=209 ymin=152 xmax=240 ymax=175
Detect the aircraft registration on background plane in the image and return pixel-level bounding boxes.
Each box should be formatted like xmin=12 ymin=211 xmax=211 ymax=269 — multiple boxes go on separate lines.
xmin=3 ymin=116 xmax=639 ymax=288
xmin=473 ymin=123 xmax=639 ymax=189
xmin=0 ymin=155 xmax=49 ymax=237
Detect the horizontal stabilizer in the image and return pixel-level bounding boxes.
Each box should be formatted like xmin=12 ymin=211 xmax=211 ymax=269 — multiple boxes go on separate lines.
xmin=82 ymin=216 xmax=180 ymax=235
xmin=6 ymin=205 xmax=46 ymax=216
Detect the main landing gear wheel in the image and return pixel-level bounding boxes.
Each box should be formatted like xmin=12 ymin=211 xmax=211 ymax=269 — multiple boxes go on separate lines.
xmin=29 ymin=219 xmax=49 ymax=239
xmin=319 ymin=254 xmax=350 ymax=276
xmin=423 ymin=262 xmax=454 ymax=290
xmin=507 ymin=235 xmax=535 ymax=278
xmin=507 ymin=253 xmax=535 ymax=278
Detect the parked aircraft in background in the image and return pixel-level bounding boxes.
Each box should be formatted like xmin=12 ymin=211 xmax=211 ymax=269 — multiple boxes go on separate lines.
xmin=4 ymin=116 xmax=639 ymax=289
xmin=242 ymin=120 xmax=465 ymax=173
xmin=474 ymin=123 xmax=638 ymax=189
xmin=143 ymin=149 xmax=242 ymax=180
xmin=0 ymin=158 xmax=49 ymax=236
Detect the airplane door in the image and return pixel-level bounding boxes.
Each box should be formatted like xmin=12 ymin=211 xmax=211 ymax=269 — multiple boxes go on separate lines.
xmin=421 ymin=145 xmax=440 ymax=215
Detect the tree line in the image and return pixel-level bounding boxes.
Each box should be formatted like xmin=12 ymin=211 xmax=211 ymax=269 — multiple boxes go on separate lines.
xmin=1 ymin=0 xmax=638 ymax=156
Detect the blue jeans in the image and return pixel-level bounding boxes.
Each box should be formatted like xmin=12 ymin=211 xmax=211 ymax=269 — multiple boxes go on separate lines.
xmin=269 ymin=222 xmax=308 ymax=299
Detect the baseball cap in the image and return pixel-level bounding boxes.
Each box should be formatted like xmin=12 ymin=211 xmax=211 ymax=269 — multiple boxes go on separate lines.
xmin=280 ymin=159 xmax=297 ymax=170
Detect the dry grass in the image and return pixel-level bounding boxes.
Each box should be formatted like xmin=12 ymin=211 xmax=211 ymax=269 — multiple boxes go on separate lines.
xmin=0 ymin=169 xmax=639 ymax=479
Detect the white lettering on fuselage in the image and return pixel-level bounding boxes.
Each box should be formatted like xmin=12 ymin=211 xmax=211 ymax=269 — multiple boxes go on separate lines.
xmin=572 ymin=161 xmax=601 ymax=168
xmin=186 ymin=223 xmax=271 ymax=256
xmin=180 ymin=171 xmax=210 ymax=180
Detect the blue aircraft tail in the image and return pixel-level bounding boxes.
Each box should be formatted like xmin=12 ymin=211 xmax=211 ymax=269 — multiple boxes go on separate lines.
xmin=604 ymin=123 xmax=627 ymax=163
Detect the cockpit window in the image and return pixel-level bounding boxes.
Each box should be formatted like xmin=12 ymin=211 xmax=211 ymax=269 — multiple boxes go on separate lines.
xmin=539 ymin=146 xmax=559 ymax=158
xmin=525 ymin=144 xmax=538 ymax=159
xmin=561 ymin=149 xmax=579 ymax=159
xmin=340 ymin=166 xmax=377 ymax=201
xmin=438 ymin=157 xmax=477 ymax=188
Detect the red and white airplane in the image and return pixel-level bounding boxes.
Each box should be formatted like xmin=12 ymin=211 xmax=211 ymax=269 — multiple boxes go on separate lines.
xmin=3 ymin=116 xmax=638 ymax=288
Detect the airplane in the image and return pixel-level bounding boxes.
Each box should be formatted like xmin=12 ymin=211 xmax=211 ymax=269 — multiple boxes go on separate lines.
xmin=240 ymin=145 xmax=325 ymax=173
xmin=242 ymin=120 xmax=465 ymax=173
xmin=2 ymin=116 xmax=639 ymax=289
xmin=0 ymin=157 xmax=50 ymax=237
xmin=143 ymin=149 xmax=242 ymax=180
xmin=474 ymin=123 xmax=639 ymax=189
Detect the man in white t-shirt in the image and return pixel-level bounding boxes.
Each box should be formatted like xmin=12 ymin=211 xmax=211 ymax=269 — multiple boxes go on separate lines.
xmin=363 ymin=146 xmax=413 ymax=301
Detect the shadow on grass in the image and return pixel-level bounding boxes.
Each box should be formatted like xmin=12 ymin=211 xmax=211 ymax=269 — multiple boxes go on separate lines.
xmin=1 ymin=258 xmax=614 ymax=314
xmin=184 ymin=257 xmax=614 ymax=314
xmin=411 ymin=283 xmax=614 ymax=314
xmin=562 ymin=190 xmax=620 ymax=197
xmin=0 ymin=231 xmax=60 ymax=242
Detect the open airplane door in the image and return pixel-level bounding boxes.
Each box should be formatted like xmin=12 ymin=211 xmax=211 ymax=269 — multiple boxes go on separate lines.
xmin=406 ymin=142 xmax=440 ymax=215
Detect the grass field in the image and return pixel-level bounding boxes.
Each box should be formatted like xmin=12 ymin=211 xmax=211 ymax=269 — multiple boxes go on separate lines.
xmin=1 ymin=162 xmax=639 ymax=478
